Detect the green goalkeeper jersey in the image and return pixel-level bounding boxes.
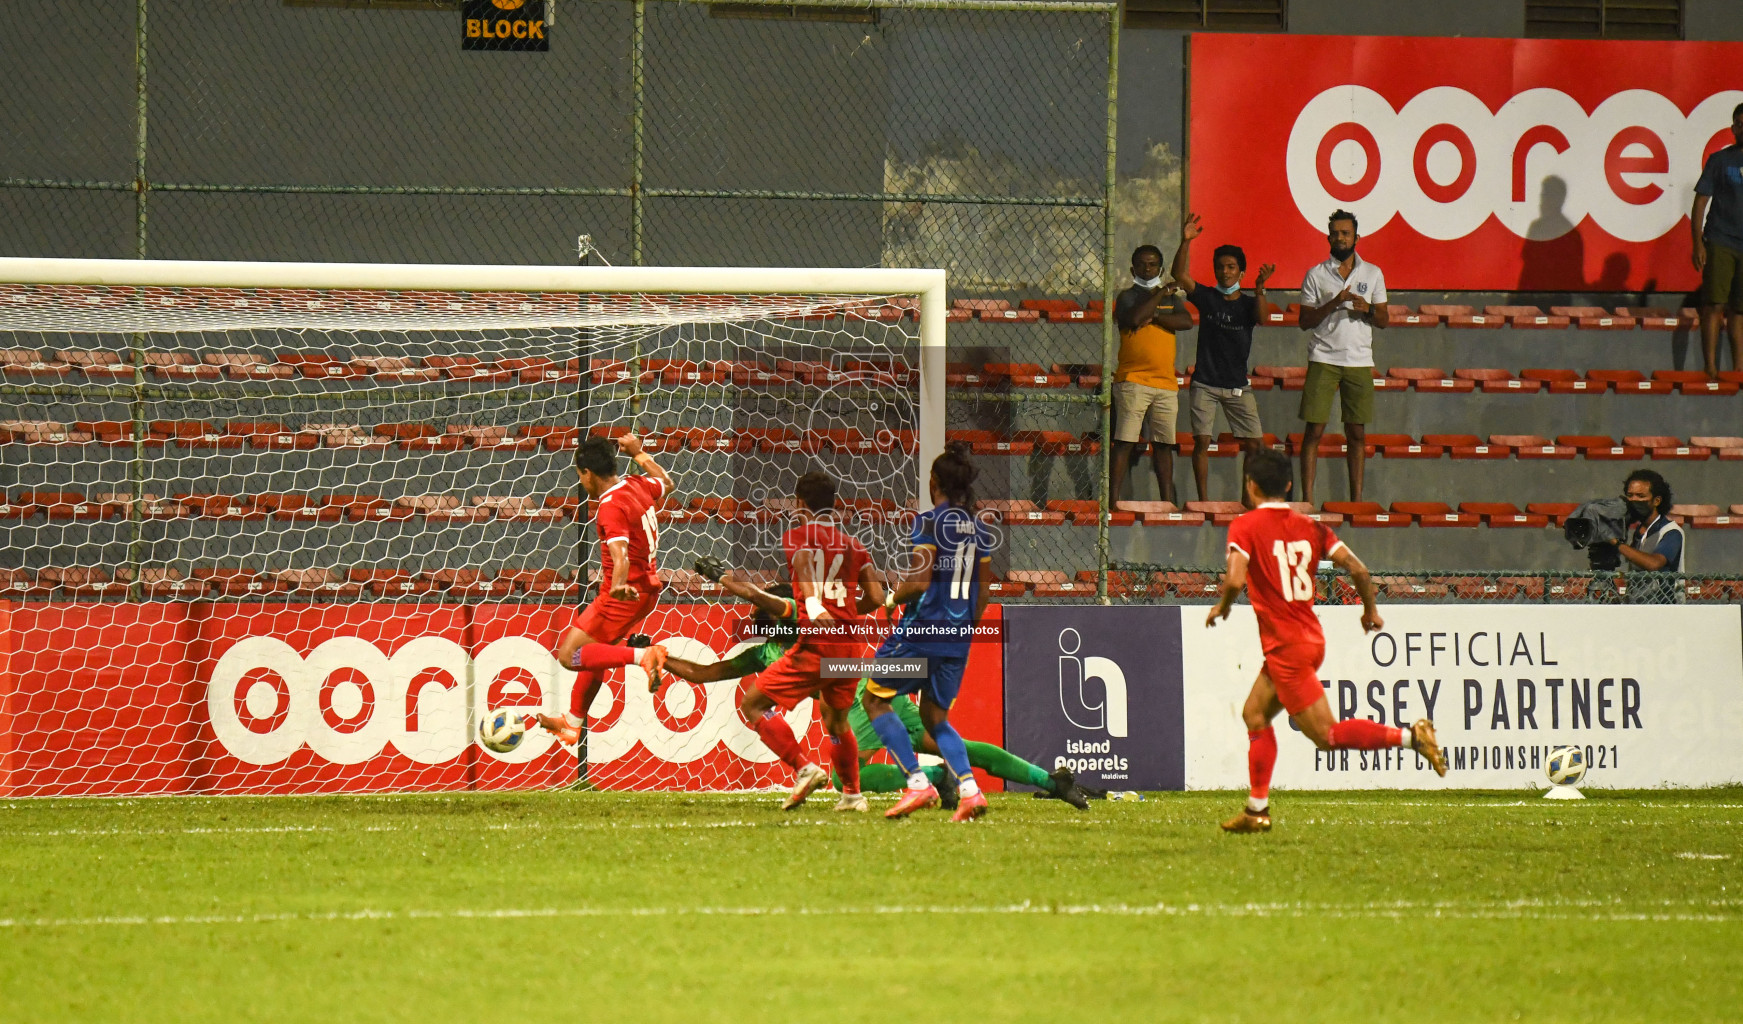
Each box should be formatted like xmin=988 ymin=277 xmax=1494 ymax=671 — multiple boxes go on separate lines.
xmin=711 ymin=603 xmax=923 ymax=753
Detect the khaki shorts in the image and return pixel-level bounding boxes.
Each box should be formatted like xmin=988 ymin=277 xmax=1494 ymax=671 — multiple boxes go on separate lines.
xmin=1112 ymin=380 xmax=1178 ymax=444
xmin=1188 ymin=383 xmax=1262 ymax=438
xmin=1299 ymin=361 xmax=1374 ymax=425
xmin=1703 ymin=241 xmax=1743 ymax=312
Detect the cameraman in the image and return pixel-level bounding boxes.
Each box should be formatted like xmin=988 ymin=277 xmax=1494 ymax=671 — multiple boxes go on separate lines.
xmin=1596 ymin=470 xmax=1685 ymax=603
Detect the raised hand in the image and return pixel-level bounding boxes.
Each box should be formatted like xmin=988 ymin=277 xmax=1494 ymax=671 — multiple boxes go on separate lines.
xmin=616 ymin=431 xmax=644 ymax=457
xmin=1182 ymin=212 xmax=1205 ymax=241
xmin=1255 ymin=263 xmax=1276 ymax=288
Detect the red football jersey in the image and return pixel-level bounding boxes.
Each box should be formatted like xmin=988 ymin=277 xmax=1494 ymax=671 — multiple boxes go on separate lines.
xmin=782 ymin=517 xmax=872 ymax=656
xmin=1225 ymin=503 xmax=1344 ymax=653
xmin=594 ymin=474 xmax=665 ymax=594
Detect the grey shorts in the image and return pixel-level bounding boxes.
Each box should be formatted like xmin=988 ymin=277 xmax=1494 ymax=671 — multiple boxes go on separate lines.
xmin=1112 ymin=381 xmax=1178 ymax=445
xmin=1188 ymin=383 xmax=1262 ymax=438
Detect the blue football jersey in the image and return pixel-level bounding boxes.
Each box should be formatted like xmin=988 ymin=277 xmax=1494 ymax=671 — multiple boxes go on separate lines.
xmin=892 ymin=502 xmax=996 ymax=655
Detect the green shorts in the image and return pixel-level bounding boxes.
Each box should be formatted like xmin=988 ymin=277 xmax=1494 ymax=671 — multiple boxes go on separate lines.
xmin=1299 ymin=361 xmax=1374 ymax=426
xmin=850 ymin=682 xmax=926 ymax=752
xmin=1703 ymin=241 xmax=1743 ymax=312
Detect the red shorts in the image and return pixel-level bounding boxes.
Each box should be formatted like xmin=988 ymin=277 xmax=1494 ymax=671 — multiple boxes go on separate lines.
xmin=571 ymin=588 xmax=660 ymax=643
xmin=1263 ymin=641 xmax=1327 ymax=715
xmin=753 ymin=645 xmax=857 ymax=712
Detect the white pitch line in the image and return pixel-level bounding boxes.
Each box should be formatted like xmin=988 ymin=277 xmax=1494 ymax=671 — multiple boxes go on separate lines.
xmin=2 ymin=898 xmax=1739 ymax=930
xmin=1676 ymin=852 xmax=1732 ymax=860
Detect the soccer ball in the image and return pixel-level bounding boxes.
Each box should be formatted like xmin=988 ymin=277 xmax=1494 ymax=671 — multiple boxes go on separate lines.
xmin=479 ymin=709 xmax=527 ymax=754
xmin=1546 ymin=745 xmax=1586 ymax=787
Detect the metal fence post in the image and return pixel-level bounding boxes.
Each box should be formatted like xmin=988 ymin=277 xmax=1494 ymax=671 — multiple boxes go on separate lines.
xmin=1097 ymin=6 xmax=1119 ymax=604
xmin=631 ymin=0 xmax=646 ymax=266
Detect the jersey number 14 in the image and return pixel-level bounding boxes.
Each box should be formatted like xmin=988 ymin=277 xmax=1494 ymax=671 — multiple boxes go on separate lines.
xmin=1271 ymin=540 xmax=1313 ymax=602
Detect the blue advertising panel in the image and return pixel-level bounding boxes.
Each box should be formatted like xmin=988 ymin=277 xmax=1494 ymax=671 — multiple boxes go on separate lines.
xmin=1002 ymin=605 xmax=1185 ymax=791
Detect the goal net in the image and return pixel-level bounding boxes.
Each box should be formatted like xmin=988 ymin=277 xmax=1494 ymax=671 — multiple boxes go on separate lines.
xmin=0 ymin=258 xmax=945 ymax=798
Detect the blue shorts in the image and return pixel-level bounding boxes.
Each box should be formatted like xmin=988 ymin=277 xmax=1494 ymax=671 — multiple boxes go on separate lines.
xmin=865 ymin=637 xmax=968 ymax=709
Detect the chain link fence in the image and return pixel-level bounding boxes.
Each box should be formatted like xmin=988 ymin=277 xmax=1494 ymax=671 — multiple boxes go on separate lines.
xmin=1093 ymin=564 xmax=1742 ymax=606
xmin=0 ymin=0 xmax=1122 ymax=599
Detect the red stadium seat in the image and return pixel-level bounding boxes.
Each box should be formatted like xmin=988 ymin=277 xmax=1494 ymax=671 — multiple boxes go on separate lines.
xmin=1384 ymin=305 xmax=1439 ymax=327
xmin=1391 ymin=501 xmax=1480 ymax=527
xmin=1458 ymin=502 xmax=1548 ymax=528
xmin=1184 ymin=501 xmax=1244 ymax=525
xmin=1553 ymin=306 xmax=1635 ymax=329
xmin=1626 ymin=436 xmax=1712 ymax=461
xmin=1653 ymin=370 xmax=1741 ymax=395
xmin=1323 ymin=501 xmax=1411 ymax=527
xmin=1115 ymin=500 xmax=1205 ymax=526
xmin=1526 ymin=502 xmax=1581 ymax=526
xmin=1486 ymin=305 xmax=1568 ymax=328
xmin=1617 ymin=307 xmax=1696 ymax=329
xmin=1376 ymin=576 xmax=1450 ymax=598
xmin=1521 ymin=368 xmax=1606 ymax=394
xmin=1493 ymin=435 xmax=1574 ymax=459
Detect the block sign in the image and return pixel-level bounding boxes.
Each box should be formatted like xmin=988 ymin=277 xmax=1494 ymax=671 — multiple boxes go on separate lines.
xmin=463 ymin=0 xmax=549 ymax=51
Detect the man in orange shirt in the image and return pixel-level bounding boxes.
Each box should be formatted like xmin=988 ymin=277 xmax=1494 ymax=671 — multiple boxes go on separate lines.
xmin=1112 ymin=244 xmax=1194 ymax=504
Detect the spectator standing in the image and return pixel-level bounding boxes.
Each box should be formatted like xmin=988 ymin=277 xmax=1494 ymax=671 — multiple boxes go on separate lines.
xmin=1691 ymin=102 xmax=1743 ymax=378
xmin=1171 ymin=212 xmax=1274 ymax=506
xmin=1111 ymin=244 xmax=1194 ymax=504
xmin=1296 ymin=210 xmax=1387 ymax=504
xmin=1611 ymin=469 xmax=1685 ymax=605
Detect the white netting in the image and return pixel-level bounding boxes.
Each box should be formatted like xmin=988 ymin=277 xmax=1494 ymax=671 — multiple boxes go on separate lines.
xmin=0 ymin=279 xmax=922 ymax=797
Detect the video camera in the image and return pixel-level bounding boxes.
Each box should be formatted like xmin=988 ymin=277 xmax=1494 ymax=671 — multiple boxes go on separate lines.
xmin=1563 ymin=496 xmax=1629 ymax=570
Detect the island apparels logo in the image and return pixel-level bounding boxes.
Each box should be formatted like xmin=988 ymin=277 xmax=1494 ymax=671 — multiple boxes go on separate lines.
xmin=1057 ymin=628 xmax=1127 ymax=737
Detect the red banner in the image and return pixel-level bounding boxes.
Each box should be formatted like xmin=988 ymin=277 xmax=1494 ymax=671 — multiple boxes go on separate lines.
xmin=1188 ymin=35 xmax=1743 ymax=291
xmin=0 ymin=601 xmax=1007 ymax=798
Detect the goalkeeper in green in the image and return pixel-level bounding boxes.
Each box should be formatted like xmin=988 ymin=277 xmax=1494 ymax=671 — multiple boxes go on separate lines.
xmin=663 ymin=557 xmax=1092 ymax=810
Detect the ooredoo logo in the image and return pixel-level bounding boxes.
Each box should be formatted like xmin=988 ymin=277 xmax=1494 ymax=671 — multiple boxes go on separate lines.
xmin=206 ymin=634 xmax=802 ymax=767
xmin=1287 ymin=86 xmax=1743 ymax=242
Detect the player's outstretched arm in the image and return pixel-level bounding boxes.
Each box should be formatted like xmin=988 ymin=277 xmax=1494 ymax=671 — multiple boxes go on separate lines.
xmin=1206 ymin=547 xmax=1248 ymax=628
xmin=885 ymin=543 xmax=935 ymax=608
xmin=858 ymin=561 xmax=889 ymax=614
xmin=616 ymin=431 xmax=673 ymax=502
xmin=1328 ymin=544 xmax=1384 ymax=633
xmin=665 ymin=648 xmax=763 ymax=685
xmin=605 ymin=538 xmax=637 ymax=601
xmin=695 ymin=556 xmax=795 ymax=620
xmin=792 ymin=548 xmax=836 ymax=624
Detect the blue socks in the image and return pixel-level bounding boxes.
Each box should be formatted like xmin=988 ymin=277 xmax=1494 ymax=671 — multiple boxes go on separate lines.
xmin=869 ymin=711 xmax=920 ymax=773
xmin=929 ymin=719 xmax=972 ymax=781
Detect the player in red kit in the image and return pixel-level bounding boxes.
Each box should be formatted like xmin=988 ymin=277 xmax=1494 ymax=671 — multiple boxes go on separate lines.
xmin=743 ymin=470 xmax=887 ymax=811
xmin=1207 ymin=449 xmax=1447 ymax=833
xmin=528 ymin=432 xmax=671 ymax=747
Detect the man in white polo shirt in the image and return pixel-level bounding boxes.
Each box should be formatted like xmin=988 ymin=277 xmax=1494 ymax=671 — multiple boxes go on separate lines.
xmin=1297 ymin=209 xmax=1388 ymax=504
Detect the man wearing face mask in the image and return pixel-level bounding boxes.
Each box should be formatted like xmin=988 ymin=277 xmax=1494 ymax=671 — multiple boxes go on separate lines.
xmin=1598 ymin=469 xmax=1685 ymax=604
xmin=1296 ymin=209 xmax=1387 ymax=504
xmin=1171 ymin=212 xmax=1274 ymax=506
xmin=1112 ymin=244 xmax=1194 ymax=503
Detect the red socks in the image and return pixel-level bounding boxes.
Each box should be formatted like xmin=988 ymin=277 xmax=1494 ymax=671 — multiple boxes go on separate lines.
xmin=1247 ymin=727 xmax=1277 ymax=804
xmin=827 ymin=732 xmax=861 ymax=794
xmin=565 ymin=645 xmax=637 ymax=719
xmin=1329 ymin=719 xmax=1404 ymax=750
xmin=752 ymin=710 xmax=808 ymax=771
xmin=575 ymin=644 xmax=636 ymax=672
xmin=569 ymin=670 xmax=600 ymax=719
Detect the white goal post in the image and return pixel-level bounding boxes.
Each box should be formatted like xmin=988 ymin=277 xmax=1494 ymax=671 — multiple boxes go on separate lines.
xmin=0 ymin=257 xmax=949 ymax=502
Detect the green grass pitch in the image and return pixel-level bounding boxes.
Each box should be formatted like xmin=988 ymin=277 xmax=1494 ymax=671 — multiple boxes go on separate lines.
xmin=3 ymin=788 xmax=1739 ymax=1022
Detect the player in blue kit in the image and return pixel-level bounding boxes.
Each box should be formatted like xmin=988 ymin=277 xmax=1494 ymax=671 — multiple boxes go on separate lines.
xmin=863 ymin=445 xmax=1000 ymax=822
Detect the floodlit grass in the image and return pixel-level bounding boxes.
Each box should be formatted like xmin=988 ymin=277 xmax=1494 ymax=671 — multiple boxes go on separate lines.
xmin=2 ymin=789 xmax=1739 ymax=1022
